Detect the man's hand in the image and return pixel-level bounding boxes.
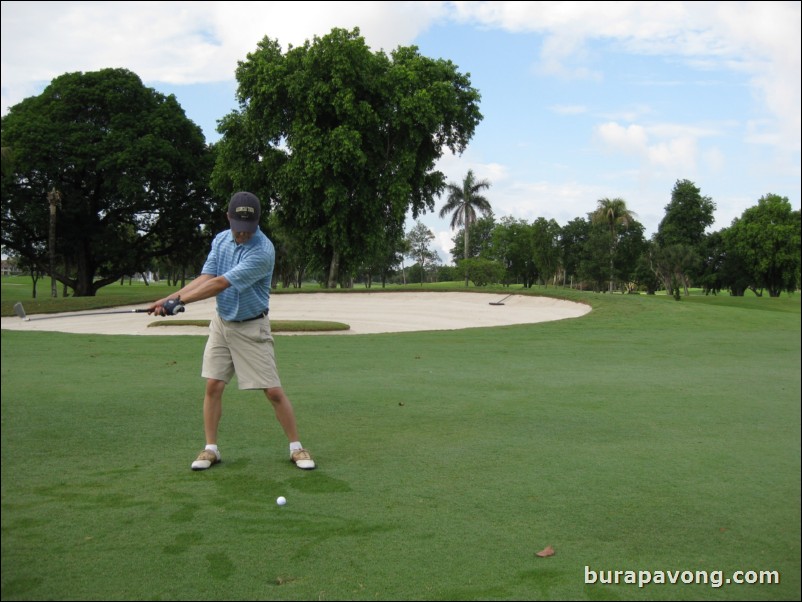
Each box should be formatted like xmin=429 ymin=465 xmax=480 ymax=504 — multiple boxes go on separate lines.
xmin=162 ymin=298 xmax=186 ymax=316
xmin=149 ymin=297 xmax=185 ymax=316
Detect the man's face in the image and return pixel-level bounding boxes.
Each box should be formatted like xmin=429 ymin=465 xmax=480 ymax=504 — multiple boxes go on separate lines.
xmin=227 ymin=215 xmax=255 ymax=244
xmin=232 ymin=229 xmax=254 ymax=244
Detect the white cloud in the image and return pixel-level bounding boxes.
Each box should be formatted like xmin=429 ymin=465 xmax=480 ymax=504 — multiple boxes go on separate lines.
xmin=1 ymin=0 xmax=443 ymax=113
xmin=593 ymin=121 xmax=727 ymax=172
xmin=646 ymin=136 xmax=697 ymax=172
xmin=435 ymin=229 xmax=456 ymax=262
xmin=595 ymin=122 xmax=649 ymax=155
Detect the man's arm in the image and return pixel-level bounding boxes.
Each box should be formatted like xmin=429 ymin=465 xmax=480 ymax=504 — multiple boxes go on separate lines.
xmin=148 ymin=274 xmax=231 ymax=315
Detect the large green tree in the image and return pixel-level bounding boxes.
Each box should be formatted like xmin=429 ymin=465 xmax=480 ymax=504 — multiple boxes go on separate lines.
xmin=212 ymin=27 xmax=482 ymax=288
xmin=590 ymin=198 xmax=636 ymax=293
xmin=578 ymin=223 xmax=611 ymax=292
xmin=559 ymin=217 xmax=591 ymax=288
xmin=530 ymin=217 xmax=562 ymax=287
xmin=652 ymin=179 xmax=715 ymax=291
xmin=655 ymin=179 xmax=716 ymax=248
xmin=723 ymin=194 xmax=800 ymax=297
xmin=1 ymin=68 xmax=215 ymax=296
xmin=491 ymin=216 xmax=536 ymax=287
xmin=695 ymin=231 xmax=727 ymax=295
xmin=439 ymin=169 xmax=492 ymax=286
xmin=612 ymin=220 xmax=648 ymax=292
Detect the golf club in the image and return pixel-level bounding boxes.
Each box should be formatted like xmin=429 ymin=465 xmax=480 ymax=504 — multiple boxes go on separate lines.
xmin=13 ymin=301 xmax=163 ymax=321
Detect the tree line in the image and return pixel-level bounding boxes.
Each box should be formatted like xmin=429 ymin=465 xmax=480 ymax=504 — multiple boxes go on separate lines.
xmin=411 ymin=177 xmax=799 ymax=297
xmin=2 ymin=27 xmax=798 ymax=297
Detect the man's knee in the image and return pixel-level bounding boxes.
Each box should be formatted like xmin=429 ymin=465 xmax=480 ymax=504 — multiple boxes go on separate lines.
xmin=265 ymin=387 xmax=287 ymax=404
xmin=206 ymin=378 xmax=226 ymax=396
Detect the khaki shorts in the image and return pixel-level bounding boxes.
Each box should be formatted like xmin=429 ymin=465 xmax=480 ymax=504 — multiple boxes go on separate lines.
xmin=201 ymin=314 xmax=282 ymax=390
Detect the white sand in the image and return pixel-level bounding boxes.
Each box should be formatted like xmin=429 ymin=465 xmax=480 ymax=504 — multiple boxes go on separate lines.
xmin=1 ymin=292 xmax=590 ymax=336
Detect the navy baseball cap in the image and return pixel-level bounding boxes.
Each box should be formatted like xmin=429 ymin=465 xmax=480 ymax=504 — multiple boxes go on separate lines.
xmin=227 ymin=192 xmax=261 ymax=233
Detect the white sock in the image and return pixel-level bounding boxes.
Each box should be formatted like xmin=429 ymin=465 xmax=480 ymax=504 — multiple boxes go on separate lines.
xmin=289 ymin=441 xmax=303 ymax=452
xmin=205 ymin=444 xmax=219 ymax=453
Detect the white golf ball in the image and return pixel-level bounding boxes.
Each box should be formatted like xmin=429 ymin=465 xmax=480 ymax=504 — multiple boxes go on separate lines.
xmin=276 ymin=496 xmax=287 ymax=506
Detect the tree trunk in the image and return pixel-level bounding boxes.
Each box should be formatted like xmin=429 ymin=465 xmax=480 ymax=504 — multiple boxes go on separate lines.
xmin=48 ymin=188 xmax=60 ymax=298
xmin=327 ymin=249 xmax=340 ymax=289
xmin=74 ymin=251 xmax=95 ymax=296
xmin=62 ymin=258 xmax=70 ymax=297
xmin=464 ymin=223 xmax=470 ymax=287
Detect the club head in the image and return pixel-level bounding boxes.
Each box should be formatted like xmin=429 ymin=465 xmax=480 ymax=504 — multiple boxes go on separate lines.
xmin=13 ymin=302 xmax=30 ymax=321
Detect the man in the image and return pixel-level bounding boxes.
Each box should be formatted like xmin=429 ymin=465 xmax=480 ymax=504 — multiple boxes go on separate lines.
xmin=149 ymin=191 xmax=315 ymax=471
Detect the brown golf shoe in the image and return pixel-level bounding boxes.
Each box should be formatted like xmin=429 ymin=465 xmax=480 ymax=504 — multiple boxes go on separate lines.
xmin=291 ymin=448 xmax=316 ymax=470
xmin=191 ymin=449 xmax=221 ymax=471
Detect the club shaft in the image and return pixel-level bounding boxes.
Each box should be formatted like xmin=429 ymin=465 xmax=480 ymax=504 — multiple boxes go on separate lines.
xmin=12 ymin=304 xmax=153 ymax=320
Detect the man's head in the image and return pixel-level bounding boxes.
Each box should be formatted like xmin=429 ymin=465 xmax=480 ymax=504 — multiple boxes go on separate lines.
xmin=227 ymin=192 xmax=261 ymax=236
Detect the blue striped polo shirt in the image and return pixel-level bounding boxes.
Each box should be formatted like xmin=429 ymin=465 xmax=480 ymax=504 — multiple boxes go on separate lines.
xmin=201 ymin=229 xmax=274 ymax=321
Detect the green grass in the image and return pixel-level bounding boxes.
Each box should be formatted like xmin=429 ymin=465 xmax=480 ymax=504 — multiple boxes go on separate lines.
xmin=1 ymin=277 xmax=184 ymax=316
xmin=1 ymin=284 xmax=800 ymax=601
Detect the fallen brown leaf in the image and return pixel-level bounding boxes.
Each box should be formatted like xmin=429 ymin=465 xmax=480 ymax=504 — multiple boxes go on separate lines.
xmin=536 ymin=545 xmax=555 ymax=557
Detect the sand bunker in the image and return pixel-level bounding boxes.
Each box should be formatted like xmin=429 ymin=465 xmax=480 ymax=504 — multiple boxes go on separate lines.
xmin=1 ymin=292 xmax=590 ymax=336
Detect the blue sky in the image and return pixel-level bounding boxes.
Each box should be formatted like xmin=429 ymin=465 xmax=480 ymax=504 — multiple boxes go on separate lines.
xmin=2 ymin=1 xmax=799 ymax=263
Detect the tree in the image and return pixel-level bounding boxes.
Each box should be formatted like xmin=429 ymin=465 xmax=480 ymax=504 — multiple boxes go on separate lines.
xmin=590 ymin=198 xmax=636 ymax=293
xmin=356 ymin=221 xmax=407 ymax=288
xmin=405 ymin=221 xmax=437 ymax=285
xmin=579 ymin=223 xmax=614 ymax=292
xmin=396 ymin=237 xmax=412 ymax=285
xmin=1 ymin=68 xmax=215 ymax=296
xmin=723 ymin=194 xmax=800 ymax=297
xmin=492 ymin=216 xmax=537 ymax=287
xmin=265 ymin=212 xmax=316 ymax=289
xmin=458 ymin=257 xmax=505 ymax=286
xmin=560 ymin=217 xmax=591 ymax=288
xmin=530 ymin=217 xmax=562 ymax=287
xmin=633 ymin=240 xmax=661 ymax=295
xmin=654 ymin=243 xmax=698 ymax=299
xmin=612 ymin=220 xmax=648 ymax=292
xmin=655 ymin=179 xmax=715 ymax=249
xmin=213 ymin=27 xmax=482 ymax=288
xmin=654 ymin=179 xmax=715 ymax=289
xmin=715 ymin=226 xmax=752 ymax=296
xmin=439 ymin=169 xmax=492 ymax=286
xmin=696 ymin=231 xmax=727 ymax=295
xmin=449 ymin=213 xmax=496 ymax=264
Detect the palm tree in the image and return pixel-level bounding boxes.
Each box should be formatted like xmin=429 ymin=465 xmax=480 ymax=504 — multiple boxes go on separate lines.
xmin=439 ymin=170 xmax=492 ymax=286
xmin=591 ymin=197 xmax=636 ymax=293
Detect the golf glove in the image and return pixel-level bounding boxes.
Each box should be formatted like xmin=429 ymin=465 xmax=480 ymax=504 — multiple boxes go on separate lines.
xmin=162 ymin=298 xmax=185 ymax=315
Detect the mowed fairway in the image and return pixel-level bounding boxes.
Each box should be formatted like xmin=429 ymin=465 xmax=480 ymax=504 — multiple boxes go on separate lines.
xmin=1 ymin=291 xmax=800 ymax=601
